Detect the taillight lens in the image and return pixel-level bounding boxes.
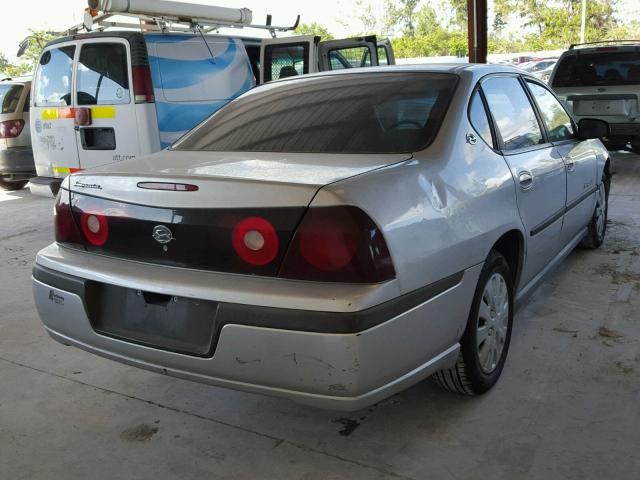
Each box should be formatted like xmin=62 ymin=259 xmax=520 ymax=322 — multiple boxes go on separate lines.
xmin=132 ymin=65 xmax=155 ymax=103
xmin=80 ymin=211 xmax=109 ymax=246
xmin=279 ymin=206 xmax=395 ymax=283
xmin=0 ymin=119 xmax=25 ymax=139
xmin=232 ymin=216 xmax=279 ymax=266
xmin=54 ymin=190 xmax=83 ymax=246
xmin=74 ymin=107 xmax=92 ymax=126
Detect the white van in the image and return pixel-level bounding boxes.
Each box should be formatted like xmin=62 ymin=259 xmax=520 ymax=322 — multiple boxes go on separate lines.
xmin=28 ymin=2 xmax=395 ymax=196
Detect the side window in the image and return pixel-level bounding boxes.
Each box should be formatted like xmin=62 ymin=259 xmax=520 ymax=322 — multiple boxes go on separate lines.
xmin=482 ymin=76 xmax=545 ymax=151
xmin=526 ymin=81 xmax=576 ymax=142
xmin=264 ymin=43 xmax=309 ymax=82
xmin=328 ymin=46 xmax=372 ymax=70
xmin=378 ymin=46 xmax=389 ymax=66
xmin=468 ymin=90 xmax=493 ymax=147
xmin=34 ymin=45 xmax=75 ymax=107
xmin=77 ymin=43 xmax=130 ymax=105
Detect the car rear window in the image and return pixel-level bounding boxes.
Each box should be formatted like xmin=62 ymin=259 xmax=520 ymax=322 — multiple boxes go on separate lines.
xmin=174 ymin=72 xmax=458 ymax=154
xmin=0 ymin=84 xmax=24 ymax=114
xmin=552 ymin=51 xmax=640 ymax=87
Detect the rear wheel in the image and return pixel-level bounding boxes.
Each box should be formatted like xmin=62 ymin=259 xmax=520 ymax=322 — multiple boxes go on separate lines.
xmin=0 ymin=178 xmax=28 ymax=191
xmin=630 ymin=138 xmax=640 ymax=154
xmin=434 ymin=250 xmax=514 ymax=395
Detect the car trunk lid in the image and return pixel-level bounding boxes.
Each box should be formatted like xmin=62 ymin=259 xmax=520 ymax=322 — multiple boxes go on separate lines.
xmin=68 ymin=149 xmax=412 ymax=208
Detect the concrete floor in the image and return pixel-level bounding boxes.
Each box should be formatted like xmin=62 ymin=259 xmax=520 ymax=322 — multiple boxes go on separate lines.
xmin=1 ymin=152 xmax=638 ymax=480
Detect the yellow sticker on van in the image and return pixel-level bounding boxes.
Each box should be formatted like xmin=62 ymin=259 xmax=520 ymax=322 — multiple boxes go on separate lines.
xmin=91 ymin=106 xmax=116 ymax=119
xmin=40 ymin=106 xmax=116 ymax=121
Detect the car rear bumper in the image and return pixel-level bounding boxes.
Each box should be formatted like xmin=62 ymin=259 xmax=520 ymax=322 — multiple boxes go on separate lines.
xmin=32 ymin=250 xmax=481 ymax=410
xmin=0 ymin=145 xmax=35 ymax=175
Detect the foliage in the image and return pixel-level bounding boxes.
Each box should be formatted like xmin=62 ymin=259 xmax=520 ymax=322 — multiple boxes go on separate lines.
xmin=0 ymin=30 xmax=57 ymax=77
xmin=295 ymin=22 xmax=335 ymax=40
xmin=350 ymin=0 xmax=633 ymax=58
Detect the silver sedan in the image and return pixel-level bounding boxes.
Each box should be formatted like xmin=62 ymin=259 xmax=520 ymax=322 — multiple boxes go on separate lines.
xmin=32 ymin=64 xmax=611 ymax=410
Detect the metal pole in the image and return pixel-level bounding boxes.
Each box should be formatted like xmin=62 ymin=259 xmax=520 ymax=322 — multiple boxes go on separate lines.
xmin=580 ymin=0 xmax=587 ymax=44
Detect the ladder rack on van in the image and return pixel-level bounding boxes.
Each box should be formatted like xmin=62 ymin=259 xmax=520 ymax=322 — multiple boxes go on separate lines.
xmin=71 ymin=0 xmax=300 ymax=38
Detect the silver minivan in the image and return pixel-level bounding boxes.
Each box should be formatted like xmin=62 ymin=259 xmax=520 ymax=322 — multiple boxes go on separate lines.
xmin=0 ymin=77 xmax=34 ymax=190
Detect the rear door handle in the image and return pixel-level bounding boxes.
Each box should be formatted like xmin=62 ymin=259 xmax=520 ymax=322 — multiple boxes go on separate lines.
xmin=518 ymin=171 xmax=534 ymax=190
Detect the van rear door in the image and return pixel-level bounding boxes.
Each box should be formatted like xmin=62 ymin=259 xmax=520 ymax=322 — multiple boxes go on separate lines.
xmin=31 ymin=43 xmax=80 ymax=178
xmin=259 ymin=35 xmax=318 ymax=84
xmin=317 ymin=36 xmax=380 ymax=71
xmin=74 ymin=38 xmax=140 ymax=170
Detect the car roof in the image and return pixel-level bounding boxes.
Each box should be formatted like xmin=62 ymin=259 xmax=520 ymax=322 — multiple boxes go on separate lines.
xmin=0 ymin=76 xmax=31 ymax=84
xmin=270 ymin=63 xmax=525 ymax=85
xmin=560 ymin=42 xmax=640 ymax=56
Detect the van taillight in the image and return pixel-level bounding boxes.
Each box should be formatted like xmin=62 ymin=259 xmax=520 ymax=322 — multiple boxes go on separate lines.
xmin=54 ymin=191 xmax=83 ymax=247
xmin=132 ymin=65 xmax=155 ymax=103
xmin=0 ymin=120 xmax=24 ymax=138
xmin=279 ymin=206 xmax=395 ymax=283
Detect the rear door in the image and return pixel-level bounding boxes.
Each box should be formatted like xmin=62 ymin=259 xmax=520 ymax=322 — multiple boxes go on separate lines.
xmin=74 ymin=38 xmax=140 ymax=169
xmin=317 ymin=36 xmax=378 ymax=71
xmin=376 ymin=39 xmax=396 ymax=66
xmin=31 ymin=43 xmax=80 ymax=178
xmin=259 ymin=35 xmax=318 ymax=84
xmin=482 ymin=75 xmax=568 ymax=286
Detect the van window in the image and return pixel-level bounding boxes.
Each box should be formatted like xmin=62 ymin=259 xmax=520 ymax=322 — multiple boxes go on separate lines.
xmin=174 ymin=72 xmax=458 ymax=154
xmin=0 ymin=84 xmax=24 ymax=113
xmin=329 ymin=46 xmax=372 ymax=70
xmin=77 ymin=43 xmax=130 ymax=105
xmin=34 ymin=46 xmax=75 ymax=106
xmin=552 ymin=51 xmax=640 ymax=87
xmin=264 ymin=43 xmax=309 ymax=81
xmin=378 ymin=46 xmax=389 ymax=66
xmin=483 ymin=76 xmax=545 ymax=151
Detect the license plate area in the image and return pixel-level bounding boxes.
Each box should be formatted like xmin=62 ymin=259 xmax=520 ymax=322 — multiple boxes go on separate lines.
xmin=85 ymin=282 xmax=218 ymax=357
xmin=573 ymin=99 xmax=629 ymax=116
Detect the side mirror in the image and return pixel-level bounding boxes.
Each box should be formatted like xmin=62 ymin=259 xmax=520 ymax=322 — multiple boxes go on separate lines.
xmin=17 ymin=38 xmax=29 ymax=58
xmin=578 ymin=118 xmax=610 ymax=140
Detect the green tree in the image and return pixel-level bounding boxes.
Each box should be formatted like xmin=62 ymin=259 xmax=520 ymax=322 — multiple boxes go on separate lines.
xmin=0 ymin=53 xmax=10 ymax=75
xmin=386 ymin=0 xmax=421 ymax=36
xmin=3 ymin=30 xmax=58 ymax=77
xmin=295 ymin=22 xmax=334 ymax=40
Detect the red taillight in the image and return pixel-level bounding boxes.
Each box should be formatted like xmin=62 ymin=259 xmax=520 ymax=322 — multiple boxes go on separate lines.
xmin=80 ymin=211 xmax=109 ymax=246
xmin=132 ymin=65 xmax=155 ymax=103
xmin=54 ymin=191 xmax=83 ymax=246
xmin=0 ymin=119 xmax=25 ymax=139
xmin=232 ymin=216 xmax=279 ymax=266
xmin=279 ymin=206 xmax=395 ymax=283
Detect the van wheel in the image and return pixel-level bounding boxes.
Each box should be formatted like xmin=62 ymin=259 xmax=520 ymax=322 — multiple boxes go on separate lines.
xmin=630 ymin=139 xmax=640 ymax=154
xmin=0 ymin=178 xmax=28 ymax=191
xmin=580 ymin=177 xmax=609 ymax=249
xmin=434 ymin=250 xmax=514 ymax=395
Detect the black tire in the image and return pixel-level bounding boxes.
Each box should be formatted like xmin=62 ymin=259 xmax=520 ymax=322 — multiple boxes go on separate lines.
xmin=0 ymin=178 xmax=28 ymax=191
xmin=580 ymin=173 xmax=610 ymax=249
xmin=630 ymin=140 xmax=640 ymax=154
xmin=603 ymin=141 xmax=627 ymax=152
xmin=434 ymin=250 xmax=514 ymax=395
